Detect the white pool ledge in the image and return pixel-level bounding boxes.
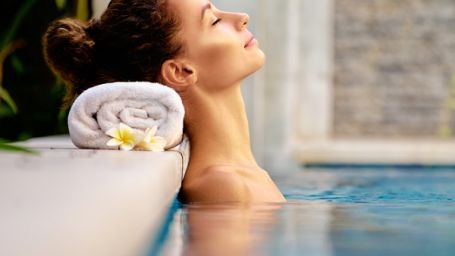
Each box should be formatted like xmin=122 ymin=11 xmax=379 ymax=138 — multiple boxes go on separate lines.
xmin=293 ymin=139 xmax=455 ymax=165
xmin=0 ymin=136 xmax=184 ymax=256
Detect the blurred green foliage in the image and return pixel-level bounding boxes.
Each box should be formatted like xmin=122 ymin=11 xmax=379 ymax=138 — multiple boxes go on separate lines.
xmin=0 ymin=0 xmax=91 ymax=147
xmin=0 ymin=138 xmax=38 ymax=155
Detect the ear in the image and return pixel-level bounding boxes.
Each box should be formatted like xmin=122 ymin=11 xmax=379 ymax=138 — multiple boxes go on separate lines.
xmin=161 ymin=59 xmax=197 ymax=92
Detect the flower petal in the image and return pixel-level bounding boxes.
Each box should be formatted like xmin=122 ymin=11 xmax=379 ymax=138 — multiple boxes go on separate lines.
xmin=150 ymin=125 xmax=158 ymax=136
xmin=148 ymin=138 xmax=166 ymax=152
xmin=105 ymin=127 xmax=120 ymax=139
xmin=149 ymin=144 xmax=165 ymax=152
xmin=107 ymin=138 xmax=122 ymax=147
xmin=120 ymin=143 xmax=135 ymax=151
xmin=154 ymin=136 xmax=167 ymax=148
xmin=118 ymin=123 xmax=133 ymax=138
xmin=134 ymin=141 xmax=146 ymax=150
xmin=119 ymin=122 xmax=132 ymax=131
xmin=143 ymin=128 xmax=153 ymax=142
xmin=133 ymin=130 xmax=146 ymax=144
xmin=136 ymin=142 xmax=160 ymax=152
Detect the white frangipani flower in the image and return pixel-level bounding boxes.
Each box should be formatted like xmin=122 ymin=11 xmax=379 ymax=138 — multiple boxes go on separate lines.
xmin=136 ymin=125 xmax=167 ymax=152
xmin=105 ymin=123 xmax=141 ymax=151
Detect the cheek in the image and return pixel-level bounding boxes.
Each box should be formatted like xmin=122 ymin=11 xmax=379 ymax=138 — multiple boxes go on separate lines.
xmin=199 ymin=38 xmax=240 ymax=68
xmin=195 ymin=39 xmax=247 ymax=84
xmin=188 ymin=30 xmax=265 ymax=88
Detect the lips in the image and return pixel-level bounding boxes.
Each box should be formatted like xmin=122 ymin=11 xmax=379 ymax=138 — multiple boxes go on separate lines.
xmin=244 ymin=33 xmax=256 ymax=48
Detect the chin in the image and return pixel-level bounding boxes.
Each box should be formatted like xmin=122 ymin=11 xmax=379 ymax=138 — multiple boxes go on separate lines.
xmin=257 ymin=49 xmax=266 ymax=67
xmin=251 ymin=49 xmax=266 ymax=73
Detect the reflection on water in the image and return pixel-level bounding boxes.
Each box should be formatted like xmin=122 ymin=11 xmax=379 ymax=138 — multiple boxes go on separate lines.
xmin=159 ymin=168 xmax=455 ymax=256
xmin=182 ymin=204 xmax=282 ymax=256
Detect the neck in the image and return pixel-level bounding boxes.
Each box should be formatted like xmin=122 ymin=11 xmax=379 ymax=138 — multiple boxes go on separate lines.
xmin=182 ymin=83 xmax=258 ymax=171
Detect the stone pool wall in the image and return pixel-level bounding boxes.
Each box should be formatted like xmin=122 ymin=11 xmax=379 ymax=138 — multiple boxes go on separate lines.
xmin=334 ymin=0 xmax=455 ymax=138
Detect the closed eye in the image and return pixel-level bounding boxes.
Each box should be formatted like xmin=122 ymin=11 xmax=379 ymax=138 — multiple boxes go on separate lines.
xmin=212 ymin=18 xmax=221 ymax=26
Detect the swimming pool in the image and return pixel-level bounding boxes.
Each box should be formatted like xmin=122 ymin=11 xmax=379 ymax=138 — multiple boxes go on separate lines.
xmin=153 ymin=167 xmax=455 ymax=255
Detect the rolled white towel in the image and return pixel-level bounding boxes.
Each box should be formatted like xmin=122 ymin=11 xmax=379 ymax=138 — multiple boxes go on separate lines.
xmin=68 ymin=81 xmax=185 ymax=150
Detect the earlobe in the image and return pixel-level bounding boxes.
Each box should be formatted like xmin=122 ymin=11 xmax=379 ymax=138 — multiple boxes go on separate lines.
xmin=161 ymin=60 xmax=197 ymax=92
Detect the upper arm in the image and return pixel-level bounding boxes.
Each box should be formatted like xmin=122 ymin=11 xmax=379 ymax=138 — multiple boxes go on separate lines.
xmin=181 ymin=169 xmax=251 ymax=203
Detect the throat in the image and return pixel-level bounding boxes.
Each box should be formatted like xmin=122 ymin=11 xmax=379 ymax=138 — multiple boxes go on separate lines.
xmin=184 ymin=86 xmax=258 ymax=168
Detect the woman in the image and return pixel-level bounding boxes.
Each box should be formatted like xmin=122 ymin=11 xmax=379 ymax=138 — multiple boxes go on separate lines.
xmin=43 ymin=0 xmax=286 ymax=203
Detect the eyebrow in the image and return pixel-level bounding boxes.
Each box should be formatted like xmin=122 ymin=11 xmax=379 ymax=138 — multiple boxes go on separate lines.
xmin=201 ymin=3 xmax=212 ymax=21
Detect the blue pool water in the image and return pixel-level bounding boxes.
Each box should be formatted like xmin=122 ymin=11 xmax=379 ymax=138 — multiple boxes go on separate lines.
xmin=155 ymin=167 xmax=455 ymax=256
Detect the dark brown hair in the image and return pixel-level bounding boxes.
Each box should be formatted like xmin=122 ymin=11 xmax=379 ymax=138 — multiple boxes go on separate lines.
xmin=43 ymin=0 xmax=182 ymax=108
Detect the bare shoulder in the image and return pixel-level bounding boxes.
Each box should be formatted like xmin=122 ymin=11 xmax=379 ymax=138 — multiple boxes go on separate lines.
xmin=181 ymin=166 xmax=252 ymax=203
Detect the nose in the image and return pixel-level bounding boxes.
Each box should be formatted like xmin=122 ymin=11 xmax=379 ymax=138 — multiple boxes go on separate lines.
xmin=228 ymin=12 xmax=249 ymax=31
xmin=237 ymin=13 xmax=249 ymax=30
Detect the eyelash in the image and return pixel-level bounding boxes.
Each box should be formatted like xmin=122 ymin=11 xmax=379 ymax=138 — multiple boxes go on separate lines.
xmin=212 ymin=18 xmax=221 ymax=26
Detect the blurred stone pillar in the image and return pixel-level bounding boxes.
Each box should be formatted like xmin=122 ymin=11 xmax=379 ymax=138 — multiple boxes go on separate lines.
xmin=255 ymin=0 xmax=334 ymax=171
xmin=295 ymin=0 xmax=334 ymax=142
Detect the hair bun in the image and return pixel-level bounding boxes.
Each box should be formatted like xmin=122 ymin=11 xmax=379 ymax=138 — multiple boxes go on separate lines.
xmin=43 ymin=18 xmax=95 ymax=87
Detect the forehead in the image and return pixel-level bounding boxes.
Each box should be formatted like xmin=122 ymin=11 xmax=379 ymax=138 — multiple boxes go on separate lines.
xmin=169 ymin=0 xmax=209 ymax=24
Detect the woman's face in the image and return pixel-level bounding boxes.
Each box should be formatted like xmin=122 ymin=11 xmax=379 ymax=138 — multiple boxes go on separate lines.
xmin=169 ymin=0 xmax=265 ymax=90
